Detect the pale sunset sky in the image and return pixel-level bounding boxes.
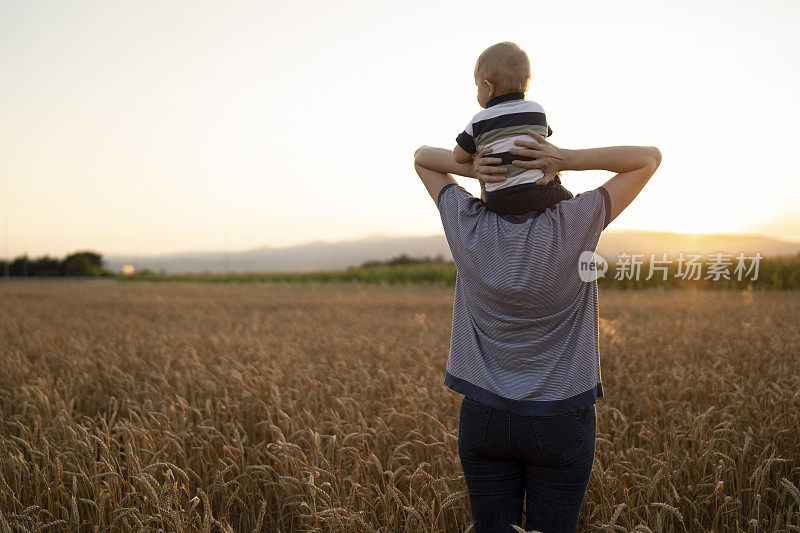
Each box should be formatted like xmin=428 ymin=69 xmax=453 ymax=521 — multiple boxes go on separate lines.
xmin=1 ymin=0 xmax=799 ymax=257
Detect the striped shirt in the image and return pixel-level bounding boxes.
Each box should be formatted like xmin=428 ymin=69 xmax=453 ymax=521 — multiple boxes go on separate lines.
xmin=437 ymin=182 xmax=612 ymax=416
xmin=456 ymin=92 xmax=553 ymax=193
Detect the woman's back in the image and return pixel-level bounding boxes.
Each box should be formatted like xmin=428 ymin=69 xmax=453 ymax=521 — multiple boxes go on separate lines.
xmin=437 ymin=183 xmax=611 ymax=415
xmin=416 ymin=134 xmax=661 ymax=532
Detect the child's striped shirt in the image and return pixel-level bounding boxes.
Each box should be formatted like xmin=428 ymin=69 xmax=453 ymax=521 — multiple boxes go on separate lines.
xmin=456 ymin=92 xmax=553 ymax=192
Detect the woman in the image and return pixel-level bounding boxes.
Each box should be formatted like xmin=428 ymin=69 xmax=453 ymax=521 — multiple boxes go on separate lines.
xmin=413 ymin=131 xmax=661 ymax=533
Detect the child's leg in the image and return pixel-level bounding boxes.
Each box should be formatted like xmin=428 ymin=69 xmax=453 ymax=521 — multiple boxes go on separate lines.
xmin=485 ymin=180 xmax=573 ymax=215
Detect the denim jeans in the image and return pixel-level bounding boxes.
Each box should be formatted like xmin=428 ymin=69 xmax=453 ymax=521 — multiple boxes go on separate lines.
xmin=457 ymin=396 xmax=596 ymax=533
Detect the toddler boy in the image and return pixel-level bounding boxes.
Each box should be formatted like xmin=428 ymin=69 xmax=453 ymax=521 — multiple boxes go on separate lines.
xmin=454 ymin=42 xmax=573 ymax=215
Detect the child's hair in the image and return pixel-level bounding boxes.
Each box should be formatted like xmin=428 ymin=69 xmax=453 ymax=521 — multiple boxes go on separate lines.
xmin=474 ymin=42 xmax=531 ymax=94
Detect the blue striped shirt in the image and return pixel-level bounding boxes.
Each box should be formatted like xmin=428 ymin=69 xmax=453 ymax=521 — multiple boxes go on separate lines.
xmin=437 ymin=182 xmax=611 ymax=415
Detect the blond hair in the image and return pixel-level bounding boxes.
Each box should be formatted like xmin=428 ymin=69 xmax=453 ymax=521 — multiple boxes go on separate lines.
xmin=474 ymin=42 xmax=531 ymax=94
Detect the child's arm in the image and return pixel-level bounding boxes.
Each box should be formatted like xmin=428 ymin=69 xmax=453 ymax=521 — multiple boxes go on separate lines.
xmin=454 ymin=117 xmax=478 ymax=164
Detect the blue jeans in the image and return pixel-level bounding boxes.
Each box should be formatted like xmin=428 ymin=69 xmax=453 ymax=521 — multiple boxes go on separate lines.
xmin=457 ymin=396 xmax=596 ymax=533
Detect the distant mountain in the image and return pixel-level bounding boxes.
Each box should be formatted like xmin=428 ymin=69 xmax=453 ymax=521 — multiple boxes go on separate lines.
xmin=105 ymin=231 xmax=800 ymax=274
xmin=105 ymin=234 xmax=450 ymax=274
xmin=595 ymin=231 xmax=800 ymax=260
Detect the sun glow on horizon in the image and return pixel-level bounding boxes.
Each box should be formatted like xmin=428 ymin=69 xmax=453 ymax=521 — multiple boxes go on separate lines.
xmin=1 ymin=0 xmax=799 ymax=257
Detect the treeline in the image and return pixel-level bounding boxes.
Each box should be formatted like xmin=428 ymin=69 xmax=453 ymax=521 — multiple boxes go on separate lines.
xmin=0 ymin=251 xmax=107 ymax=277
xmin=121 ymin=263 xmax=456 ymax=285
xmin=358 ymin=253 xmax=448 ymax=269
xmin=118 ymin=254 xmax=800 ymax=290
xmin=4 ymin=250 xmax=796 ymax=288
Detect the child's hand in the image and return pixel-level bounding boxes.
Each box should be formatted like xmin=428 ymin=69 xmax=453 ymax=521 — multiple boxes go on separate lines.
xmin=479 ymin=180 xmax=488 ymax=203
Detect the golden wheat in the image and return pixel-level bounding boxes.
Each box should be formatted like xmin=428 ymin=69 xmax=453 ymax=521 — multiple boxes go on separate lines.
xmin=0 ymin=282 xmax=798 ymax=532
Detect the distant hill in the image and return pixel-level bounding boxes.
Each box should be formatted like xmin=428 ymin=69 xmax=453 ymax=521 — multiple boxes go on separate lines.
xmin=106 ymin=234 xmax=449 ymax=274
xmin=596 ymin=231 xmax=800 ymax=260
xmin=105 ymin=231 xmax=800 ymax=274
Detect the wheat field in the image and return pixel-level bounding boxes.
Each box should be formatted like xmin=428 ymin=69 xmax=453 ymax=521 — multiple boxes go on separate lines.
xmin=0 ymin=281 xmax=798 ymax=532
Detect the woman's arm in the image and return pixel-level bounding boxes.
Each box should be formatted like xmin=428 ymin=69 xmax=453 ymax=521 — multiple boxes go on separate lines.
xmin=415 ymin=146 xmax=475 ymax=176
xmin=413 ymin=146 xmax=505 ymax=204
xmin=508 ymin=131 xmax=662 ymax=224
xmin=453 ymin=144 xmax=473 ymax=164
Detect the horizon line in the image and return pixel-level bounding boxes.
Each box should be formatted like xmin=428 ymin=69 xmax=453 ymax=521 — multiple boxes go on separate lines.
xmin=97 ymin=229 xmax=800 ymax=258
xmin=5 ymin=229 xmax=800 ymax=260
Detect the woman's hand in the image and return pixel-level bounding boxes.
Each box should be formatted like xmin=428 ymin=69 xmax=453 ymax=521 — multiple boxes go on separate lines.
xmin=509 ymin=130 xmax=566 ymax=185
xmin=472 ymin=148 xmax=507 ymax=183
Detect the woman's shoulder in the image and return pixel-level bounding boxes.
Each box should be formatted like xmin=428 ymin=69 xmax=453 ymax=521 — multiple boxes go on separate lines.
xmin=546 ymin=187 xmax=611 ymax=230
xmin=438 ymin=183 xmax=483 ymax=213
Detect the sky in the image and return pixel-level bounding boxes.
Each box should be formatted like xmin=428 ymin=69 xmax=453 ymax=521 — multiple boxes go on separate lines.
xmin=1 ymin=0 xmax=799 ymax=257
